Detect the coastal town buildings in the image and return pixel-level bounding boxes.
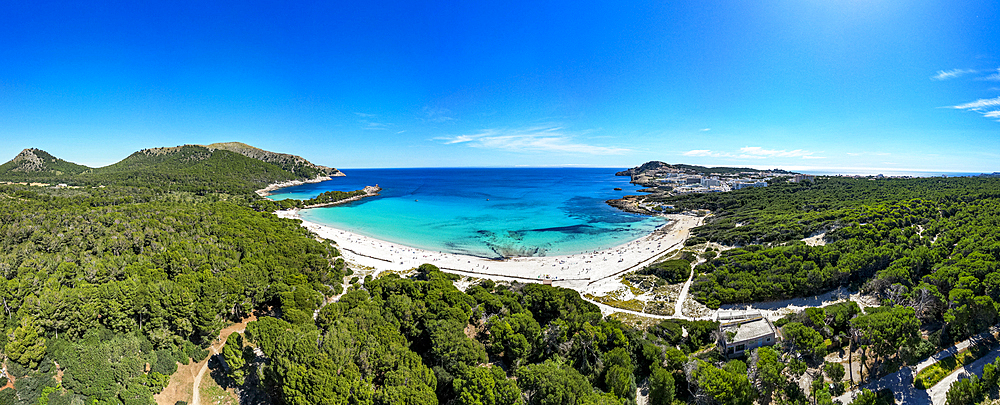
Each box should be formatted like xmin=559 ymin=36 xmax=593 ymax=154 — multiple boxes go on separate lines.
xmin=732 ymin=180 xmax=769 ymax=190
xmin=791 ymin=174 xmax=816 ymax=183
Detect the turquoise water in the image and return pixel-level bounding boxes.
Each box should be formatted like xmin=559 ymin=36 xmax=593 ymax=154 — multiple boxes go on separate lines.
xmin=268 ymin=168 xmax=666 ymax=258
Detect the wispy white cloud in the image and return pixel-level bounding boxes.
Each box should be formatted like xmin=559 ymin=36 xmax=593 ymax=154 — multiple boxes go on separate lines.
xmin=438 ymin=126 xmax=629 ymax=155
xmin=950 ymin=97 xmax=1000 ymax=120
xmin=423 ymin=106 xmax=456 ymax=123
xmin=362 ymin=121 xmax=391 ymax=130
xmin=682 ymin=147 xmax=822 ymax=159
xmin=952 ymin=97 xmax=1000 ymax=110
xmin=683 ymin=150 xmax=718 ymax=157
xmin=939 ymin=66 xmax=1000 ymax=122
xmin=354 ymin=112 xmax=393 ymax=130
xmin=932 ymin=69 xmax=978 ymax=81
xmin=739 ymin=146 xmax=819 ymax=159
xmin=700 ymin=128 xmax=711 ymax=132
xmin=977 ymin=68 xmax=1000 ymax=81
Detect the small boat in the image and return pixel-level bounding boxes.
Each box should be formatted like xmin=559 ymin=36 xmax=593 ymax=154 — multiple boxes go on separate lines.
xmin=415 ymin=199 xmax=419 ymax=202
xmin=614 ymin=187 xmax=623 ymax=191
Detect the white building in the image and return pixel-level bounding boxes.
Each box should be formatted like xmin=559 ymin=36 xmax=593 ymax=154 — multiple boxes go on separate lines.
xmin=791 ymin=174 xmax=815 ymax=183
xmin=716 ymin=310 xmax=779 ymax=358
xmin=732 ymin=181 xmax=768 ymax=190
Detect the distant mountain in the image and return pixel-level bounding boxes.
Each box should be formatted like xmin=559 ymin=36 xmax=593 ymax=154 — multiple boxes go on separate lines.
xmin=0 ymin=143 xmax=342 ymax=194
xmin=0 ymin=148 xmax=91 ymax=179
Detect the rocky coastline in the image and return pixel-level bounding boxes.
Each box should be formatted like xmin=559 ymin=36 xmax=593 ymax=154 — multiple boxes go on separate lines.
xmin=606 ymin=195 xmax=658 ymax=216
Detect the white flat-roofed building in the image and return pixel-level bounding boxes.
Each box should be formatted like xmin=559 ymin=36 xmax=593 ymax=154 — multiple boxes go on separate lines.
xmin=716 ymin=310 xmax=779 ymax=358
xmin=732 ymin=181 xmax=768 ymax=190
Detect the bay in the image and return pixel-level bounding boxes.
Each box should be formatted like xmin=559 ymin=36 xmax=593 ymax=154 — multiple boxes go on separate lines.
xmin=267 ymin=168 xmax=666 ymax=258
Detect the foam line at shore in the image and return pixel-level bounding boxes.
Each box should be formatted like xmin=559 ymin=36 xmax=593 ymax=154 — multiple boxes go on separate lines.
xmin=276 ymin=209 xmax=704 ymax=290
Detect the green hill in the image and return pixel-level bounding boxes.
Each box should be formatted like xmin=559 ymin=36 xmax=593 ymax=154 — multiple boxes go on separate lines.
xmin=0 ymin=143 xmax=342 ymax=194
xmin=0 ymin=148 xmax=91 ymax=179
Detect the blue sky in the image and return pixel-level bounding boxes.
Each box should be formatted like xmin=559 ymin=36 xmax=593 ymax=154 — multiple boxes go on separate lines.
xmin=2 ymin=1 xmax=999 ymax=174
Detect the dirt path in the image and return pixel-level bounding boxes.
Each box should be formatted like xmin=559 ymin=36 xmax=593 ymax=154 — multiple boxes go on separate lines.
xmin=155 ymin=316 xmax=256 ymax=405
xmin=673 ymin=265 xmax=695 ymax=318
xmin=190 ymin=346 xmax=220 ymax=405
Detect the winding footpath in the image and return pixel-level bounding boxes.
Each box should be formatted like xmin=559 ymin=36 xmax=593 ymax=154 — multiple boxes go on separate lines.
xmin=189 ymin=346 xmax=219 ymax=405
xmin=673 ymin=263 xmax=696 ymax=318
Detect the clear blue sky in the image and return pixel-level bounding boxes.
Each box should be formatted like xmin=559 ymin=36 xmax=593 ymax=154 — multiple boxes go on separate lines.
xmin=2 ymin=1 xmax=999 ymax=174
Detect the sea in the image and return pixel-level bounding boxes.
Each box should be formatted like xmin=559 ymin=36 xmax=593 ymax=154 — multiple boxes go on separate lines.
xmin=267 ymin=168 xmax=667 ymax=258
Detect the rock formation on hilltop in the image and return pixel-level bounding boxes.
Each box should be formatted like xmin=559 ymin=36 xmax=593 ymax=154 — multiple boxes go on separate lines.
xmin=0 ymin=148 xmax=90 ymax=175
xmin=204 ymin=142 xmax=343 ymax=178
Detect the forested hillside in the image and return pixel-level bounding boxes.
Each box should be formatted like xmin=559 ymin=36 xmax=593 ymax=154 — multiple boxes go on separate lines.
xmin=0 ymin=184 xmax=348 ymax=404
xmin=661 ymin=176 xmax=1000 ymax=346
xmin=3 ymin=156 xmax=1000 ymax=405
xmin=0 ymin=144 xmax=342 ymax=195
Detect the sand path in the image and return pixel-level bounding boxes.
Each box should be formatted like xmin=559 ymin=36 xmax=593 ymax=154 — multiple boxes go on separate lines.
xmin=190 ymin=346 xmax=218 ymax=405
xmin=674 ymin=265 xmax=696 ymax=318
xmin=155 ymin=316 xmax=255 ymax=405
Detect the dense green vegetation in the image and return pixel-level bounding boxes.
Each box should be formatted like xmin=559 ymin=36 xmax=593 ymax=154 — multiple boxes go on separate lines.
xmin=0 ymin=184 xmax=346 ymax=404
xmin=664 ymin=177 xmax=1000 ymax=344
xmin=943 ymin=356 xmax=1000 ymax=405
xmin=4 ymin=150 xmax=1000 ymax=404
xmin=636 ymin=258 xmax=692 ymax=284
xmin=254 ymin=189 xmax=370 ymax=212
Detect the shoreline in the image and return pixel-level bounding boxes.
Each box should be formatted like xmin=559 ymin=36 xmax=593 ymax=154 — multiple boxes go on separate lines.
xmin=302 ymin=185 xmax=382 ymax=209
xmin=255 ymin=173 xmax=345 ymax=197
xmin=276 ymin=209 xmax=704 ymax=292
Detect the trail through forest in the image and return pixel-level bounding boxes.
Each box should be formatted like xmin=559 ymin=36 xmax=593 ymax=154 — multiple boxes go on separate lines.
xmin=155 ymin=316 xmax=256 ymax=405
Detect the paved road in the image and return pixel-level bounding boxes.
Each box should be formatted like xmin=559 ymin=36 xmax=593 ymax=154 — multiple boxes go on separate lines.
xmin=834 ymin=325 xmax=1000 ymax=405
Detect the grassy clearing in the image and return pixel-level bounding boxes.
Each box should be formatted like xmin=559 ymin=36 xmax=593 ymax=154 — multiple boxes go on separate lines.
xmin=200 ymin=376 xmax=239 ymax=405
xmin=607 ymin=312 xmax=662 ymax=329
xmin=914 ymin=343 xmax=992 ymax=389
xmin=585 ymin=289 xmax=645 ymax=312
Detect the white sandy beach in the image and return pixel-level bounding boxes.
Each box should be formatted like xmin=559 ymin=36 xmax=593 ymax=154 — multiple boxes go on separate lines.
xmin=276 ymin=209 xmax=704 ymax=293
